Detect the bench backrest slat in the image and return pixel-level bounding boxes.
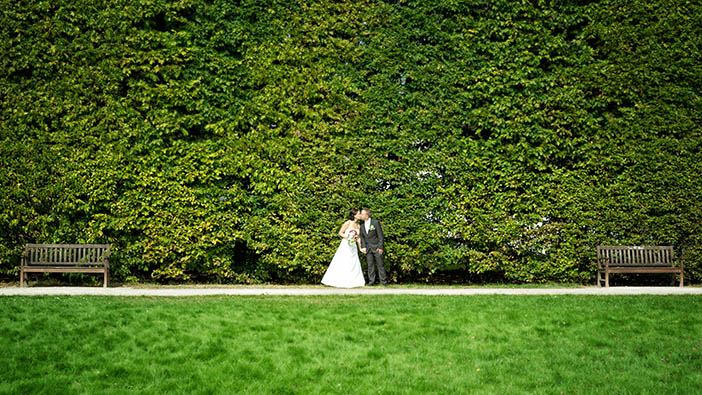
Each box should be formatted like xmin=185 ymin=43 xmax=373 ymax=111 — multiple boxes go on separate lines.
xmin=25 ymin=244 xmax=110 ymax=266
xmin=597 ymin=246 xmax=676 ymax=267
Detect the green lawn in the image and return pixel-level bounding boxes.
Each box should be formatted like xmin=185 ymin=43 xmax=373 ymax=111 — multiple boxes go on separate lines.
xmin=1 ymin=296 xmax=700 ymax=394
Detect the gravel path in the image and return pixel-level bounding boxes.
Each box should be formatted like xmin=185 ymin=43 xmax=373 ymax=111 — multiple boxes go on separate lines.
xmin=1 ymin=286 xmax=701 ymax=296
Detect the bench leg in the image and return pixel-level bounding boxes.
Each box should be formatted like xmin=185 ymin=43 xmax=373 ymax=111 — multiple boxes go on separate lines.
xmin=103 ymin=270 xmax=108 ymax=288
xmin=680 ymin=270 xmax=684 ymax=287
xmin=20 ymin=269 xmax=25 ymax=287
xmin=605 ymin=271 xmax=609 ymax=288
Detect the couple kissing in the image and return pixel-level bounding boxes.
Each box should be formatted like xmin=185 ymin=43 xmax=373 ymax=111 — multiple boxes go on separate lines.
xmin=321 ymin=208 xmax=386 ymax=288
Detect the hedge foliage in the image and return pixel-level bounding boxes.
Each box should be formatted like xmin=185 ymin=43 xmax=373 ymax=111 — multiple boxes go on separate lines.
xmin=2 ymin=0 xmax=701 ymax=283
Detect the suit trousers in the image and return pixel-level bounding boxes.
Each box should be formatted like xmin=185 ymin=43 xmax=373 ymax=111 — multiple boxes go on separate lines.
xmin=366 ymin=249 xmax=387 ymax=285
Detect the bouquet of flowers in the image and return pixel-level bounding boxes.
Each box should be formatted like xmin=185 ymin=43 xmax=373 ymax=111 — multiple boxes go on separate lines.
xmin=347 ymin=229 xmax=358 ymax=247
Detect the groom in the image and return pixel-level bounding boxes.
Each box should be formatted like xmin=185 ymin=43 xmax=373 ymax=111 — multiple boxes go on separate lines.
xmin=359 ymin=208 xmax=387 ymax=286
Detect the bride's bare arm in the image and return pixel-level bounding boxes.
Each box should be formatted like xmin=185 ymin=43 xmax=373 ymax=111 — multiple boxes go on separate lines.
xmin=338 ymin=221 xmax=349 ymax=238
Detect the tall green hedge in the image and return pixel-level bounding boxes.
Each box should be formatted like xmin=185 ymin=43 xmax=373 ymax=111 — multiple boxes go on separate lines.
xmin=2 ymin=0 xmax=701 ymax=283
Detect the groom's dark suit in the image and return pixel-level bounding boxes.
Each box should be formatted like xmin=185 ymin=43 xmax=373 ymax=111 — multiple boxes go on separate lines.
xmin=360 ymin=218 xmax=386 ymax=285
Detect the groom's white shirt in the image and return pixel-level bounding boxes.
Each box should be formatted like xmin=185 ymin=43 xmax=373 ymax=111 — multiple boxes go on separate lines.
xmin=365 ymin=218 xmax=371 ymax=233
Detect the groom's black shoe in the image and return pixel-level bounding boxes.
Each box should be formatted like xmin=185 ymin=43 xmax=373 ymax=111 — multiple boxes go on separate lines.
xmin=366 ymin=283 xmax=377 ymax=286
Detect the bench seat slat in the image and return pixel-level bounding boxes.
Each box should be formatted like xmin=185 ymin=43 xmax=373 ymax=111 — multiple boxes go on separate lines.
xmin=22 ymin=267 xmax=107 ymax=273
xmin=606 ymin=267 xmax=682 ymax=274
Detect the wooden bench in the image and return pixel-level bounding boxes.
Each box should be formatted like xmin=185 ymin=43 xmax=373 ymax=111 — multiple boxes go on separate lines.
xmin=597 ymin=246 xmax=683 ymax=287
xmin=20 ymin=244 xmax=110 ymax=287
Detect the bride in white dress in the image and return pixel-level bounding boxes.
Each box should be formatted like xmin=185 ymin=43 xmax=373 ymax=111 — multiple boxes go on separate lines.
xmin=321 ymin=209 xmax=366 ymax=288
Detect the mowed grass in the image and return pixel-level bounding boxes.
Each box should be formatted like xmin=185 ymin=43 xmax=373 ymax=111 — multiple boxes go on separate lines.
xmin=0 ymin=296 xmax=700 ymax=394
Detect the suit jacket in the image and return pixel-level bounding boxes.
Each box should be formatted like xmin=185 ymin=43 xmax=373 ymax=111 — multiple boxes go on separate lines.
xmin=360 ymin=218 xmax=384 ymax=251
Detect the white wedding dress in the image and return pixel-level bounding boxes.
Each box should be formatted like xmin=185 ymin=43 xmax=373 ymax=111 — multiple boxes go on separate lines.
xmin=321 ymin=227 xmax=366 ymax=288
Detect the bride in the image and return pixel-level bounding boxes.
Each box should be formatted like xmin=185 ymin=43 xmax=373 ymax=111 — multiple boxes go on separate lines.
xmin=321 ymin=209 xmax=366 ymax=288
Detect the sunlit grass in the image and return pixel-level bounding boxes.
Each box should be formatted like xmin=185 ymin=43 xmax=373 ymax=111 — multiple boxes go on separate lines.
xmin=1 ymin=295 xmax=700 ymax=394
